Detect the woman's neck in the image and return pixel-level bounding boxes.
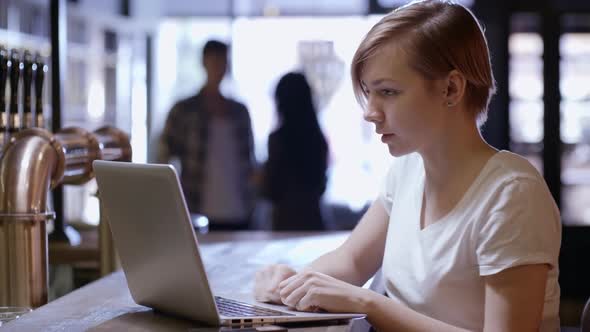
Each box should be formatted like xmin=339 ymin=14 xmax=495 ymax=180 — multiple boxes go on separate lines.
xmin=419 ymin=115 xmax=497 ymax=195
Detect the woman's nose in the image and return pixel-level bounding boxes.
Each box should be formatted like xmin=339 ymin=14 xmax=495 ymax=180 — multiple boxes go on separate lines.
xmin=363 ymin=97 xmax=384 ymax=123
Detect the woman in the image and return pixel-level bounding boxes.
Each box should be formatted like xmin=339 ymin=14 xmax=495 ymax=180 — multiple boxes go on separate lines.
xmin=254 ymin=1 xmax=561 ymax=331
xmin=260 ymin=72 xmax=329 ymax=231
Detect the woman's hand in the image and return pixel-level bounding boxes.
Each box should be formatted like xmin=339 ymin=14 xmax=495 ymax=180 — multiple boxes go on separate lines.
xmin=254 ymin=264 xmax=297 ymax=304
xmin=278 ymin=270 xmax=372 ymax=313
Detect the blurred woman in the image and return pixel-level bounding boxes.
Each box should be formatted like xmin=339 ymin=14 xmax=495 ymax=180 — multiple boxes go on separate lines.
xmin=260 ymin=72 xmax=329 ymax=231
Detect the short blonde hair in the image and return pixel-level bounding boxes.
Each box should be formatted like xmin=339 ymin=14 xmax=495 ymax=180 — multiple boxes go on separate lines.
xmin=351 ymin=0 xmax=496 ymax=125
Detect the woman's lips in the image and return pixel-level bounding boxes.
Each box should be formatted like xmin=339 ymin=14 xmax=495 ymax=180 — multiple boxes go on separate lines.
xmin=381 ymin=133 xmax=395 ymax=142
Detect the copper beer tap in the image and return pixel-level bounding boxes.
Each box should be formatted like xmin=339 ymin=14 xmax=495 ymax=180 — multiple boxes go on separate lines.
xmin=0 ymin=126 xmax=131 ymax=308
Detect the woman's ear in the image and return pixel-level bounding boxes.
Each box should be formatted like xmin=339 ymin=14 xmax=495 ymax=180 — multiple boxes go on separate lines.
xmin=444 ymin=70 xmax=466 ymax=108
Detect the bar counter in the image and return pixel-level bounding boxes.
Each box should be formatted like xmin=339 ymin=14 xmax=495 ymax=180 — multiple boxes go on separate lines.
xmin=2 ymin=231 xmax=373 ymax=331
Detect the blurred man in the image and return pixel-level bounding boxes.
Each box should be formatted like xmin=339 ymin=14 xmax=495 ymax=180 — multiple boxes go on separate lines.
xmin=162 ymin=40 xmax=256 ymax=230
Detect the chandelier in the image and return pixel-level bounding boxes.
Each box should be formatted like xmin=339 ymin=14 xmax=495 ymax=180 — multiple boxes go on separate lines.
xmin=297 ymin=40 xmax=344 ymax=111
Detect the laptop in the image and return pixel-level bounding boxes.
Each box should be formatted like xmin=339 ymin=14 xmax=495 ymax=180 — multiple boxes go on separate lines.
xmin=93 ymin=160 xmax=365 ymax=327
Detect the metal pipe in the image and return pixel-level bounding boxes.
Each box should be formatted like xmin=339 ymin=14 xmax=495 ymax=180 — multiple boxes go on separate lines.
xmin=0 ymin=129 xmax=63 ymax=308
xmin=93 ymin=126 xmax=132 ymax=163
xmin=53 ymin=127 xmax=101 ymax=185
xmin=0 ymin=126 xmax=131 ymax=308
xmin=52 ymin=126 xmax=131 ymax=184
xmin=0 ymin=129 xmax=65 ymax=212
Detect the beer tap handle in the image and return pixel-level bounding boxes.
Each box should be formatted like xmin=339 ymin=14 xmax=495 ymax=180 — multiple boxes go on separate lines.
xmin=0 ymin=46 xmax=8 ymax=119
xmin=23 ymin=50 xmax=34 ymax=128
xmin=34 ymin=54 xmax=47 ymax=128
xmin=8 ymin=49 xmax=22 ymax=132
xmin=0 ymin=46 xmax=8 ymax=150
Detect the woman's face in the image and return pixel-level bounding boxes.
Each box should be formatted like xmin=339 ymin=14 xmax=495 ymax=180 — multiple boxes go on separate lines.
xmin=360 ymin=44 xmax=447 ymax=157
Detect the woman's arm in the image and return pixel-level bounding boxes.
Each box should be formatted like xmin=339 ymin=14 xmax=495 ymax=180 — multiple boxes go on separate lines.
xmin=359 ymin=264 xmax=548 ymax=332
xmin=254 ymin=200 xmax=389 ymax=302
xmin=307 ymin=199 xmax=389 ymax=286
xmin=278 ymin=270 xmax=472 ymax=331
xmin=483 ymin=264 xmax=549 ymax=331
xmin=360 ymin=291 xmax=471 ymax=332
xmin=277 ymin=264 xmax=548 ymax=331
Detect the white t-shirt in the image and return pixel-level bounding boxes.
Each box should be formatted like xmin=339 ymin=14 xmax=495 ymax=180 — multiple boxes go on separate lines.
xmin=201 ymin=116 xmax=247 ymax=221
xmin=379 ymin=151 xmax=561 ymax=331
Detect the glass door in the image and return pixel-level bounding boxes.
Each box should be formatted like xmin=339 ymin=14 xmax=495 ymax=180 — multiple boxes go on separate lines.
xmin=560 ymin=14 xmax=590 ymax=226
xmin=509 ymin=13 xmax=544 ymax=172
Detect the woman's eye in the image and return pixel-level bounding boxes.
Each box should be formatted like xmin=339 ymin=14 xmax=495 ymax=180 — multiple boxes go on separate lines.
xmin=381 ymin=89 xmax=398 ymax=96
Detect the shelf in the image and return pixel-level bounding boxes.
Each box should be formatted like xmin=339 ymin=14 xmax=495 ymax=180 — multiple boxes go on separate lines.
xmin=0 ymin=28 xmax=51 ymax=55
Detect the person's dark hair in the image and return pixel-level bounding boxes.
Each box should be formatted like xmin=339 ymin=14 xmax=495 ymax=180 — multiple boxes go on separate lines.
xmin=275 ymin=72 xmax=316 ymax=125
xmin=273 ymin=72 xmax=328 ymax=183
xmin=202 ymin=40 xmax=228 ymax=57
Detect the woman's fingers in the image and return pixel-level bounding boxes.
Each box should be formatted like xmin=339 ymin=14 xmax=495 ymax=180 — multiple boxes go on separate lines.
xmin=271 ymin=268 xmax=294 ymax=291
xmin=258 ymin=267 xmax=364 ymax=313
xmin=270 ymin=266 xmax=297 ymax=303
xmin=278 ymin=271 xmax=311 ymax=301
xmin=280 ymin=271 xmax=329 ymax=309
xmin=296 ymin=287 xmax=321 ymax=312
xmin=254 ymin=265 xmax=297 ymax=304
xmin=282 ymin=279 xmax=314 ymax=308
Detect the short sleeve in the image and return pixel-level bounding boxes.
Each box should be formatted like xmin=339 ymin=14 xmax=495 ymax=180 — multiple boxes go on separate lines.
xmin=378 ymin=159 xmax=399 ymax=215
xmin=476 ymin=178 xmax=561 ymax=276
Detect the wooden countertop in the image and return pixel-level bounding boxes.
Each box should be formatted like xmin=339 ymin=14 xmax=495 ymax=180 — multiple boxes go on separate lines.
xmin=3 ymin=231 xmax=373 ymax=332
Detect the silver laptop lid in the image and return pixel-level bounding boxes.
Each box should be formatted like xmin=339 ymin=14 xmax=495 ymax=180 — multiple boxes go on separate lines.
xmin=93 ymin=160 xmax=220 ymax=325
xmin=93 ymin=160 xmax=365 ymax=327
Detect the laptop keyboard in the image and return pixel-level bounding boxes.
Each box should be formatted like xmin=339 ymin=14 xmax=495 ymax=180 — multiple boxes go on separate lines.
xmin=215 ymin=296 xmax=293 ymax=317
